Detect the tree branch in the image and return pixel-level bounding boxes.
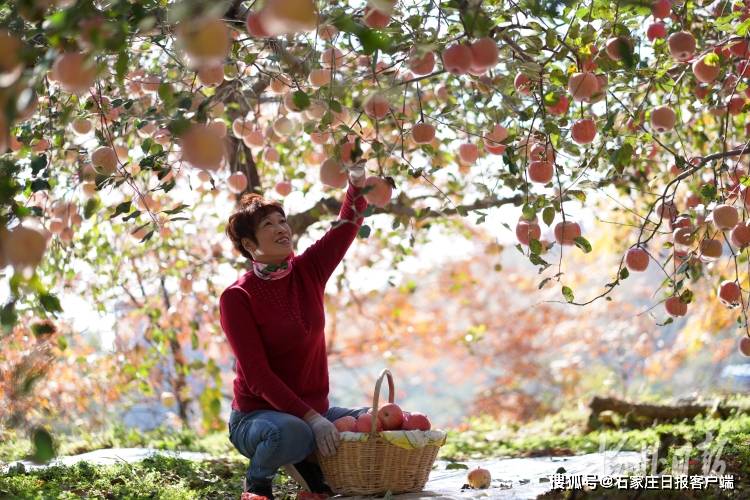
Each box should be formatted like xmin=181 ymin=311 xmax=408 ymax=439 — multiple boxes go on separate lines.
xmin=287 ymin=192 xmax=527 ymax=236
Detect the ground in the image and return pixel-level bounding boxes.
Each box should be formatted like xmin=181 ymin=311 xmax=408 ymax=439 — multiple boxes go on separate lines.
xmin=0 ymin=399 xmax=748 ymax=499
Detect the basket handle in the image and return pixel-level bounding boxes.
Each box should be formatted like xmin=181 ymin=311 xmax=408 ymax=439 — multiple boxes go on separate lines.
xmin=369 ymin=368 xmax=395 ymax=435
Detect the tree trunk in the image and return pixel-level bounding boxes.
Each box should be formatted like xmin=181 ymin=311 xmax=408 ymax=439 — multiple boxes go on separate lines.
xmin=587 ymin=396 xmax=749 ymax=430
xmin=159 ymin=275 xmax=190 ymax=427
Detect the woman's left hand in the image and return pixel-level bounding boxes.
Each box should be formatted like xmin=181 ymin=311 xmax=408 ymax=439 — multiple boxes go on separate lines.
xmin=347 ymin=162 xmax=366 ymax=188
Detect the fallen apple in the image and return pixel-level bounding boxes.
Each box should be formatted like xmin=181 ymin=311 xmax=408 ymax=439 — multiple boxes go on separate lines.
xmin=467 ymin=467 xmax=491 ymax=489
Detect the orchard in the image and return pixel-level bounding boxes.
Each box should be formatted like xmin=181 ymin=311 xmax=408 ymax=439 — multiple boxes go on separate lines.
xmin=3 ymin=0 xmax=750 ymax=496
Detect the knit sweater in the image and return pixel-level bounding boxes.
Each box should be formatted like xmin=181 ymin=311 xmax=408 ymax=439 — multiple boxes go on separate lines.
xmin=219 ymin=183 xmax=368 ymax=419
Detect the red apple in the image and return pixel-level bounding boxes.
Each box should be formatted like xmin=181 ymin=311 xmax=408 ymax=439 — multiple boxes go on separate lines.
xmin=355 ymin=412 xmax=383 ymax=433
xmin=377 ymin=403 xmax=404 ymax=430
xmin=333 ymin=416 xmax=357 ymax=432
xmin=625 ymin=247 xmax=649 ymax=272
xmin=402 ymin=412 xmax=431 ymax=431
xmin=467 ymin=467 xmax=491 ymax=489
xmin=665 ymin=296 xmax=687 ymax=317
xmin=739 ymin=337 xmax=750 ymax=357
xmin=718 ymin=281 xmax=741 ymax=307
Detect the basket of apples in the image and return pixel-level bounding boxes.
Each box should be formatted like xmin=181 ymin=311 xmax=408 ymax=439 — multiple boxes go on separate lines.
xmin=315 ymin=368 xmax=447 ymax=496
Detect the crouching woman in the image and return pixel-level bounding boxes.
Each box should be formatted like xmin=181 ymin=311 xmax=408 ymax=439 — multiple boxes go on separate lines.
xmin=220 ymin=167 xmax=370 ymax=500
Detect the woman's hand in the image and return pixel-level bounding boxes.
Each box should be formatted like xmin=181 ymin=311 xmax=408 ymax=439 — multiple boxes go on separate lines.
xmin=305 ymin=412 xmax=341 ymax=457
xmin=347 ymin=161 xmax=366 ymax=188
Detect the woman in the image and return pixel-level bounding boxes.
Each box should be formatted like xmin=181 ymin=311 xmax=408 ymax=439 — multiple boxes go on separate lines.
xmin=220 ymin=165 xmax=369 ymax=500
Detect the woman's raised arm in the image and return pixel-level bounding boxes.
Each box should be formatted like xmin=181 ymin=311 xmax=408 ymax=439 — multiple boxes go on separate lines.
xmin=298 ymin=179 xmax=368 ymax=285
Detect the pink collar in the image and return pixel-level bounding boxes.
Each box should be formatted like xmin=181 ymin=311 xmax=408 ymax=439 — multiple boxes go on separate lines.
xmin=252 ymin=253 xmax=294 ymax=280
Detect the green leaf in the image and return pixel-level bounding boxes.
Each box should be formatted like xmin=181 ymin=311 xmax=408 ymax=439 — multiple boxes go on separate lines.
xmin=123 ymin=209 xmax=141 ymax=222
xmin=574 ymin=236 xmax=592 ymax=253
xmin=168 ymin=117 xmax=191 ymax=136
xmin=704 ymin=53 xmax=720 ymax=66
xmin=292 ymin=90 xmax=311 ymax=110
xmin=657 ymin=317 xmax=674 ymax=326
xmin=521 ymin=204 xmax=536 ymax=220
xmin=542 ymin=206 xmax=555 ymax=226
xmin=1 ymin=301 xmax=18 ymax=332
xmin=538 ymin=277 xmax=552 ymax=289
xmin=157 ymin=83 xmax=173 ymax=104
xmin=110 ymin=201 xmax=132 ymax=219
xmin=39 ymin=293 xmax=62 ymax=313
xmin=331 ymin=12 xmax=391 ymax=54
xmin=31 ymin=179 xmax=50 ymax=192
xmin=30 ymin=155 xmax=48 ymax=176
xmin=562 ymin=286 xmax=574 ymax=303
xmin=700 ymin=183 xmax=717 ymax=202
xmin=358 ymin=29 xmax=392 ymax=54
xmin=83 ymin=198 xmax=101 ymax=219
xmin=529 ymin=238 xmax=542 ymax=255
xmin=358 ymin=225 xmax=371 ymax=238
xmin=612 ymin=143 xmax=633 ymax=170
xmin=567 ymin=190 xmax=587 ymax=203
xmin=115 ymin=50 xmax=129 ymax=84
xmin=141 ymin=138 xmax=154 ymax=154
xmin=529 ymin=253 xmax=549 ymax=267
xmin=619 ymin=267 xmax=629 ymax=280
xmin=445 ymin=462 xmax=469 ymax=470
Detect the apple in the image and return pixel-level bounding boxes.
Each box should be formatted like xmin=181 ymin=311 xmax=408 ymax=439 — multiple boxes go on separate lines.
xmin=355 ymin=412 xmax=383 ymax=433
xmin=625 ymin=247 xmax=649 ymax=272
xmin=377 ymin=403 xmax=404 ymax=430
xmin=718 ymin=281 xmax=741 ymax=307
xmin=402 ymin=412 xmax=431 ymax=431
xmin=516 ymin=217 xmax=541 ymax=246
xmin=739 ymin=337 xmax=750 ymax=357
xmin=467 ymin=467 xmax=491 ymax=489
xmin=665 ymin=296 xmax=687 ymax=317
xmin=333 ymin=416 xmax=357 ymax=432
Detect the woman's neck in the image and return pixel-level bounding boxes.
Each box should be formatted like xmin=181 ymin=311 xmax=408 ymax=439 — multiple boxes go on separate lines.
xmin=254 ymin=254 xmax=290 ymax=266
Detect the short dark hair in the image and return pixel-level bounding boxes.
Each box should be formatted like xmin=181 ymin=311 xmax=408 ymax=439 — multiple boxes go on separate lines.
xmin=225 ymin=193 xmax=285 ymax=260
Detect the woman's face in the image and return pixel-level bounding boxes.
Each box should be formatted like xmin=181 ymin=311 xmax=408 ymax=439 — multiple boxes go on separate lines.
xmin=243 ymin=211 xmax=293 ymax=263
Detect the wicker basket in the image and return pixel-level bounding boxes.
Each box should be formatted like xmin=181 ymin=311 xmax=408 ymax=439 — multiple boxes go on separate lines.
xmin=316 ymin=369 xmax=444 ymax=496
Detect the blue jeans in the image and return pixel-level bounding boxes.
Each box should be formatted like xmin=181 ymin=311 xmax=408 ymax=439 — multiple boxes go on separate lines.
xmin=228 ymin=405 xmax=370 ymax=482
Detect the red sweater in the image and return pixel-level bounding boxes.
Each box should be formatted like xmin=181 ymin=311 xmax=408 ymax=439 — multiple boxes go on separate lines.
xmin=219 ymin=184 xmax=368 ymax=419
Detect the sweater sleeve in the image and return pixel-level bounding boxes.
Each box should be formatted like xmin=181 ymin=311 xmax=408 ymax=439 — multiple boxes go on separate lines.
xmin=298 ymin=182 xmax=368 ymax=285
xmin=219 ymin=286 xmax=313 ymax=419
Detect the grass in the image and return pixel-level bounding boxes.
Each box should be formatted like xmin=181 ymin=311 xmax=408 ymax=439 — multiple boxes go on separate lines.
xmin=1 ymin=454 xmax=302 ymax=500
xmin=441 ymin=406 xmax=750 ymax=462
xmin=0 ymin=424 xmax=238 ymax=464
xmin=1 ymin=397 xmax=749 ymax=499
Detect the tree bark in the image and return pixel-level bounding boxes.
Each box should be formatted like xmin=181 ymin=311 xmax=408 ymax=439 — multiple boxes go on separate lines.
xmin=587 ymin=395 xmax=749 ymax=430
xmin=159 ymin=275 xmax=190 ymax=427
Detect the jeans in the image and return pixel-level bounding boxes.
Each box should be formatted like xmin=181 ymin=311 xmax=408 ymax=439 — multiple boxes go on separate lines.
xmin=228 ymin=405 xmax=370 ymax=482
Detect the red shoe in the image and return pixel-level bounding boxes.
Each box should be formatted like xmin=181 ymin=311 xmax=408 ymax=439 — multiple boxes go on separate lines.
xmin=241 ymin=494 xmax=271 ymax=500
xmin=296 ymin=493 xmax=329 ymax=500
